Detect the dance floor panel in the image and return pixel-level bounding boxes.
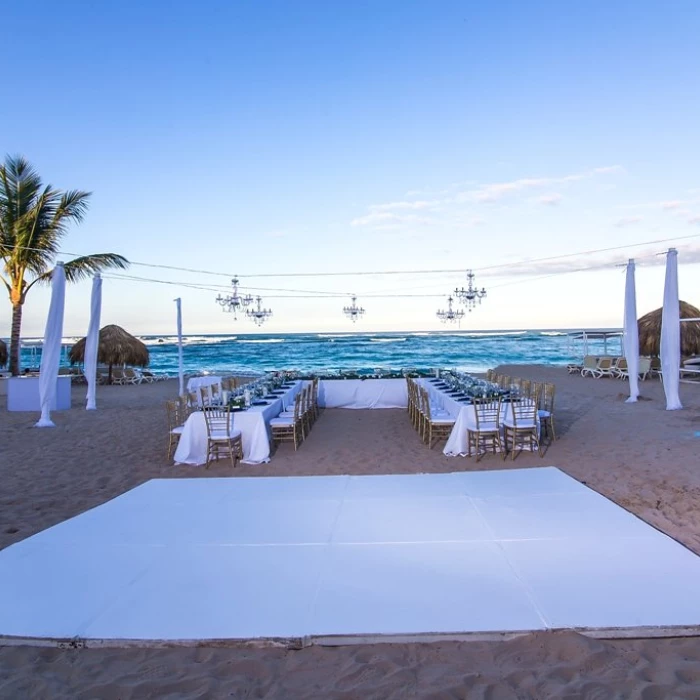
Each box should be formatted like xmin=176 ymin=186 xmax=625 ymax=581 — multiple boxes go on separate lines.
xmin=2 ymin=468 xmax=700 ymax=645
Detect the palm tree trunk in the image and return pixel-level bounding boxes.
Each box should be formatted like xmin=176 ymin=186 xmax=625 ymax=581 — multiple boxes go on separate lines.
xmin=9 ymin=302 xmax=23 ymax=376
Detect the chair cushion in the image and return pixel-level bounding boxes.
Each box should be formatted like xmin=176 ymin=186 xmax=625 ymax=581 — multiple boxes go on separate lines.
xmin=469 ymin=422 xmax=499 ymax=432
xmin=171 ymin=426 xmax=184 ymax=435
xmin=210 ymin=429 xmax=242 ymax=440
xmin=503 ymin=420 xmax=537 ymax=429
xmin=270 ymin=417 xmax=295 ymax=426
xmin=430 ymin=417 xmax=455 ymax=425
xmin=537 ymin=410 xmax=551 ymax=418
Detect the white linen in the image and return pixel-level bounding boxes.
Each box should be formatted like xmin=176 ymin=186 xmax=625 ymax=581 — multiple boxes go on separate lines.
xmin=623 ymin=260 xmax=640 ymax=403
xmin=174 ymin=381 xmax=304 ymax=465
xmin=414 ymin=380 xmax=538 ymax=456
xmin=186 ymin=376 xmax=222 ymax=394
xmin=318 ymin=379 xmax=408 ymax=409
xmin=85 ymin=275 xmax=102 ymax=410
xmin=175 ymin=298 xmax=184 ymax=397
xmin=661 ymin=248 xmax=682 ymax=410
xmin=35 ymin=263 xmax=66 ymax=427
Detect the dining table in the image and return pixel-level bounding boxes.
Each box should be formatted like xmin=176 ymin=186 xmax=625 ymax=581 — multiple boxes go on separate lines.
xmin=415 ymin=378 xmax=539 ymax=456
xmin=317 ymin=378 xmax=408 ymax=409
xmin=174 ymin=380 xmax=306 ymax=466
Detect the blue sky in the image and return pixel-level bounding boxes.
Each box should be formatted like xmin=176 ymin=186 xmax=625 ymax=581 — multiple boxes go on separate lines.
xmin=2 ymin=0 xmax=700 ymax=337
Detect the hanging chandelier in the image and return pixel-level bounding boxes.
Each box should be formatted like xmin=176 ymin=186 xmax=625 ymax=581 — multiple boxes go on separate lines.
xmin=436 ymin=296 xmax=464 ymax=324
xmin=246 ymin=296 xmax=273 ymax=326
xmin=215 ymin=277 xmax=254 ymax=319
xmin=454 ymin=270 xmax=487 ymax=311
xmin=343 ymin=295 xmax=365 ymax=323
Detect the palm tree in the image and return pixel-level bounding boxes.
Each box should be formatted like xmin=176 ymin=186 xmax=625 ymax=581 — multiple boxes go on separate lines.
xmin=0 ymin=155 xmax=129 ymax=375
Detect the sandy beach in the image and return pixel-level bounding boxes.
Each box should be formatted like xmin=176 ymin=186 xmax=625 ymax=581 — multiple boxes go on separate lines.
xmin=2 ymin=365 xmax=700 ymax=698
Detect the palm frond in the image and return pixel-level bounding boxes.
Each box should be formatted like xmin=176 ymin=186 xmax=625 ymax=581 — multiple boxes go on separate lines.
xmin=62 ymin=253 xmax=129 ymax=283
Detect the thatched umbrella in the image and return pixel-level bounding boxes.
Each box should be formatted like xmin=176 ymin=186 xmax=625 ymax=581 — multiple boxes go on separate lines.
xmin=637 ymin=300 xmax=700 ymax=357
xmin=0 ymin=339 xmax=7 ymax=368
xmin=69 ymin=324 xmax=149 ymax=384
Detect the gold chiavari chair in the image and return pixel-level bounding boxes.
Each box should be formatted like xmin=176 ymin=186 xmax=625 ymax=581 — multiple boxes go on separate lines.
xmin=503 ymin=387 xmax=542 ymax=459
xmin=467 ymin=396 xmax=504 ymax=462
xmin=538 ymin=382 xmax=556 ymax=441
xmin=486 ymin=369 xmax=496 ymax=382
xmin=406 ymin=378 xmax=417 ymax=429
xmin=203 ymin=406 xmax=243 ymax=468
xmin=419 ymin=387 xmax=455 ymax=449
xmin=270 ymin=392 xmax=303 ymax=450
xmin=165 ymin=399 xmax=188 ymax=460
xmin=519 ymin=379 xmax=532 ymax=399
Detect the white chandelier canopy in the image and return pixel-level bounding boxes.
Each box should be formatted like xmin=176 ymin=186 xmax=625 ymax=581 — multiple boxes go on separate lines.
xmin=215 ymin=276 xmax=253 ymax=319
xmin=343 ymin=295 xmax=365 ymax=323
xmin=246 ymin=296 xmax=273 ymax=326
xmin=436 ymin=296 xmax=464 ymax=323
xmin=454 ymin=270 xmax=487 ymax=311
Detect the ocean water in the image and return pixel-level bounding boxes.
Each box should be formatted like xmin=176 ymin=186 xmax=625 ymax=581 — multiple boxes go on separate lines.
xmin=123 ymin=330 xmax=621 ymax=376
xmin=14 ymin=330 xmax=621 ymax=375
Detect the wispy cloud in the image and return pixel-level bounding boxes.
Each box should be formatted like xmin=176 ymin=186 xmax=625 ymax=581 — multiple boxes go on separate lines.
xmin=538 ymin=193 xmax=562 ymax=206
xmin=351 ymin=165 xmax=624 ymax=229
xmin=350 ymin=211 xmax=431 ymax=229
xmin=615 ymin=216 xmax=643 ymax=227
xmin=371 ymin=200 xmax=438 ymax=212
xmin=482 ymin=244 xmax=700 ymax=278
xmin=689 ymin=216 xmax=700 ymax=226
xmin=661 ymin=200 xmax=685 ymax=210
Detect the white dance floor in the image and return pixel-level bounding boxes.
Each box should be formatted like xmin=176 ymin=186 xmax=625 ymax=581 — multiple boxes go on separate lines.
xmin=3 ymin=467 xmax=700 ymax=646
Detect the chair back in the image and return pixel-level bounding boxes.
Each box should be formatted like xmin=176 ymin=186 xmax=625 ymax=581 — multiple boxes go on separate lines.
xmin=508 ymin=391 xmax=539 ymax=427
xmin=419 ymin=387 xmax=432 ymax=420
xmin=617 ymin=357 xmax=628 ymax=371
xmin=597 ymin=358 xmax=613 ymax=371
xmin=293 ymin=392 xmax=302 ymax=421
xmin=540 ymin=383 xmax=555 ymax=413
xmin=165 ymin=400 xmax=186 ymax=430
xmin=473 ymin=396 xmax=501 ymax=430
xmin=203 ymin=406 xmax=231 ymax=436
xmin=486 ymin=369 xmax=496 ymax=382
xmin=500 ymin=375 xmax=511 ymax=389
xmin=583 ymin=355 xmax=597 ymax=370
xmin=519 ymin=379 xmax=532 ymax=399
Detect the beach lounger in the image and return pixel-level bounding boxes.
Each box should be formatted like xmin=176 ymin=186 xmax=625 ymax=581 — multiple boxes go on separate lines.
xmin=580 ymin=356 xmax=600 ymax=377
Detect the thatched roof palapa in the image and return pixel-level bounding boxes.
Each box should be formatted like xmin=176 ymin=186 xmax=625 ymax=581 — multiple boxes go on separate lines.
xmin=69 ymin=325 xmax=149 ymax=383
xmin=0 ymin=339 xmax=7 ymax=368
xmin=637 ymin=300 xmax=700 ymax=357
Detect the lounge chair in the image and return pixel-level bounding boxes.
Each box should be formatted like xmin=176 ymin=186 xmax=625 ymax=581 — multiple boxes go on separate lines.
xmin=580 ymin=356 xmax=600 ymax=377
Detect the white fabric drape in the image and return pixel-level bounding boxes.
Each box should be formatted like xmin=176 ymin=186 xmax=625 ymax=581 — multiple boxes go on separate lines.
xmin=176 ymin=298 xmax=184 ymax=396
xmin=85 ymin=275 xmax=102 ymax=410
xmin=623 ymin=260 xmax=640 ymax=403
xmin=35 ymin=263 xmax=66 ymax=427
xmin=661 ymin=248 xmax=682 ymax=410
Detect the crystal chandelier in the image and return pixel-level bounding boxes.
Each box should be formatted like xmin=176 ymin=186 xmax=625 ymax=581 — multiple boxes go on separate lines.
xmin=343 ymin=295 xmax=365 ymax=323
xmin=246 ymin=296 xmax=273 ymax=326
xmin=436 ymin=296 xmax=464 ymax=324
xmin=215 ymin=277 xmax=254 ymax=319
xmin=454 ymin=270 xmax=487 ymax=311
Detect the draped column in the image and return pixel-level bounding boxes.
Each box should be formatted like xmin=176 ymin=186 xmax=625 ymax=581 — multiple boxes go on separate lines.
xmin=176 ymin=298 xmax=184 ymax=396
xmin=35 ymin=263 xmax=66 ymax=427
xmin=85 ymin=275 xmax=102 ymax=410
xmin=661 ymin=248 xmax=682 ymax=410
xmin=623 ymin=260 xmax=639 ymax=402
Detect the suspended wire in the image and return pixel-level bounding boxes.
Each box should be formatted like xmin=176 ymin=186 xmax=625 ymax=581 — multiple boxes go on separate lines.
xmin=6 ymin=232 xmax=700 ymax=284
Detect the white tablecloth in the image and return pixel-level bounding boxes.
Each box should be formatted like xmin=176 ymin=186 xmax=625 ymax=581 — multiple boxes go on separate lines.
xmin=174 ymin=381 xmax=304 ymax=466
xmin=415 ymin=379 xmax=538 ymax=457
xmin=318 ymin=379 xmax=408 ymax=409
xmin=187 ymin=376 xmax=222 ymax=392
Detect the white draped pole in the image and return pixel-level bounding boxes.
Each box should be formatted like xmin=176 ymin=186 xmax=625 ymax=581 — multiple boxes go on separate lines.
xmin=175 ymin=298 xmax=184 ymax=396
xmin=661 ymin=248 xmax=682 ymax=410
xmin=35 ymin=263 xmax=66 ymax=427
xmin=85 ymin=275 xmax=102 ymax=410
xmin=623 ymin=259 xmax=640 ymax=403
